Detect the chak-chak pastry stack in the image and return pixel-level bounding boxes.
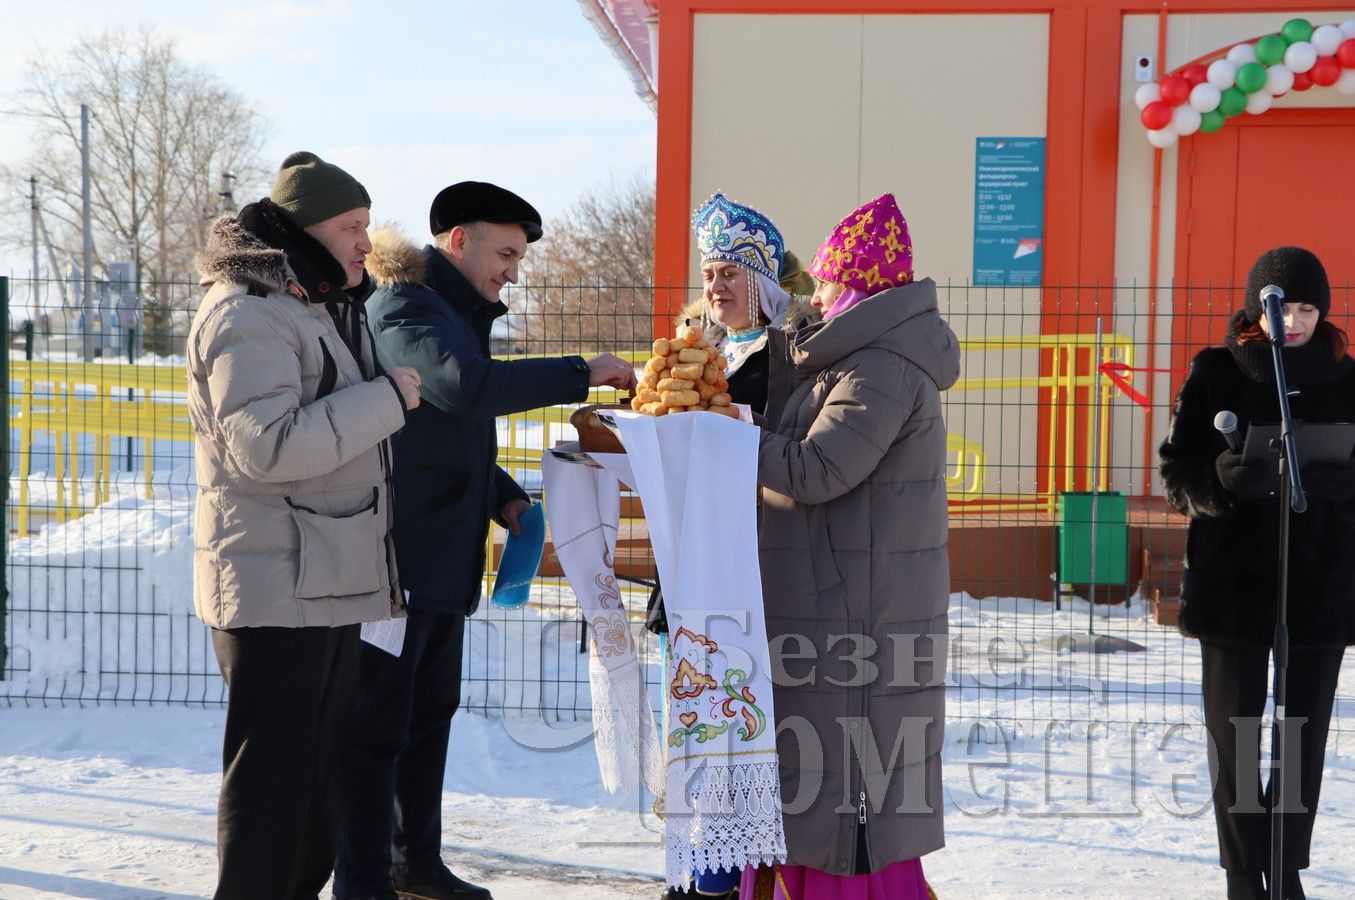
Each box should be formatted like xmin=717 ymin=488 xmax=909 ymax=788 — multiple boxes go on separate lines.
xmin=632 ymin=325 xmax=737 ymax=417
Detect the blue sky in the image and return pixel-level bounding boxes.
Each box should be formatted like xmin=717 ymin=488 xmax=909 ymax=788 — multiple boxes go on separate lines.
xmin=0 ymin=0 xmax=656 ymax=275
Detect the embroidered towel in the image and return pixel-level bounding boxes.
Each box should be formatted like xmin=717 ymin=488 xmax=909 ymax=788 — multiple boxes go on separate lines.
xmin=609 ymin=410 xmax=787 ymax=888
xmin=541 ymin=451 xmax=663 ymax=795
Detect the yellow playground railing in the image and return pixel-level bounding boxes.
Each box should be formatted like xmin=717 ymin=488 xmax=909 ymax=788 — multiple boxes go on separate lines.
xmin=9 ymin=361 xmax=190 ymax=534
xmin=944 ymin=332 xmax=1134 ymax=516
xmin=7 ymin=331 xmax=1128 ymax=532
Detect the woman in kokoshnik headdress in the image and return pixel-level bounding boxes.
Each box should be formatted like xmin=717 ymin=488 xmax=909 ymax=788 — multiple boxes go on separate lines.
xmin=747 ymin=193 xmax=957 ymax=899
xmin=676 ymin=192 xmax=817 ymax=418
xmin=653 ymin=192 xmax=815 ymax=900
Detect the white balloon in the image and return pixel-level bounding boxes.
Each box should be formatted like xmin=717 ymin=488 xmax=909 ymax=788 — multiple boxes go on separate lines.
xmin=1207 ymin=59 xmax=1238 ymax=89
xmin=1134 ymin=82 xmax=1161 ymax=110
xmin=1267 ymin=64 xmax=1295 ymax=95
xmin=1337 ymin=69 xmax=1355 ymax=95
xmin=1147 ymin=127 xmax=1179 ymax=149
xmin=1311 ymin=24 xmax=1345 ymax=56
xmin=1340 ymin=19 xmax=1355 ymax=39
xmin=1226 ymin=43 xmax=1257 ymax=65
xmin=1284 ymin=41 xmax=1317 ymax=73
xmin=1172 ymin=105 xmax=1203 ymax=135
xmin=1245 ymin=90 xmax=1273 ymax=115
xmin=1189 ymin=82 xmax=1223 ymax=112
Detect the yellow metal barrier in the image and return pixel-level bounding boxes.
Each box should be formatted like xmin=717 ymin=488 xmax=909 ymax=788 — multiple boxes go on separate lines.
xmin=944 ymin=332 xmax=1133 ymax=515
xmin=10 ymin=362 xmax=189 ymax=534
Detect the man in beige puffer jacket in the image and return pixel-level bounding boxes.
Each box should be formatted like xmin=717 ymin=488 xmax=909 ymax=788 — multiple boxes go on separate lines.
xmin=188 ymin=151 xmax=422 ymax=900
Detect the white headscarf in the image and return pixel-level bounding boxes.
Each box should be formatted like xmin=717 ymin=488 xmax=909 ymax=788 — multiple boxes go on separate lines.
xmin=749 ymin=269 xmax=791 ymax=326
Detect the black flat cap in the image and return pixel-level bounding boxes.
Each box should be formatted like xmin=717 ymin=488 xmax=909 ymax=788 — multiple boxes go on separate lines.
xmin=429 ymin=181 xmax=543 ymax=242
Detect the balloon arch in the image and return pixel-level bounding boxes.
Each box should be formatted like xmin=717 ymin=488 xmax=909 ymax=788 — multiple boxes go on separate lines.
xmin=1134 ymin=17 xmax=1355 ymax=147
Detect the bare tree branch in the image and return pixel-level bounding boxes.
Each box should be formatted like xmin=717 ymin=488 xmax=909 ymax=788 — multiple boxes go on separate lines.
xmin=0 ymin=26 xmax=268 ymax=340
xmin=515 ymin=173 xmax=661 ymax=354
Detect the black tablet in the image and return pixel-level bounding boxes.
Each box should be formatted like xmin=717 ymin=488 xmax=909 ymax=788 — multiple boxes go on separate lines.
xmin=1240 ymin=422 xmax=1355 ymax=464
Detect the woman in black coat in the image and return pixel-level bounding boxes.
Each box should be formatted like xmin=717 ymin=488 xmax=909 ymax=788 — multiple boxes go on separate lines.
xmin=1159 ymin=247 xmax=1355 ymax=900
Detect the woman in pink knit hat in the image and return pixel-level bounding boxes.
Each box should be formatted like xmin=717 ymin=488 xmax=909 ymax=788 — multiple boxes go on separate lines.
xmin=746 ymin=194 xmax=958 ymax=899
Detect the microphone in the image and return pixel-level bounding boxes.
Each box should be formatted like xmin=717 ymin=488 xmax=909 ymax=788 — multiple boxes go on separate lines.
xmin=1261 ymin=284 xmax=1286 ymax=347
xmin=1214 ymin=410 xmax=1242 ymax=453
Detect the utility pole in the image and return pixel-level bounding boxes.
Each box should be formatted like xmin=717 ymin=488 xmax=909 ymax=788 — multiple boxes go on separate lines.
xmin=220 ymin=170 xmax=236 ymax=215
xmin=207 ymin=170 xmax=236 ymax=219
xmin=81 ymin=103 xmax=94 ymax=362
xmin=29 ymin=177 xmax=40 ymax=322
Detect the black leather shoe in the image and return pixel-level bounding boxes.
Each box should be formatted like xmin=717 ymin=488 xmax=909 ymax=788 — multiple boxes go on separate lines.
xmin=393 ymin=865 xmax=492 ymax=900
xmin=333 ymin=893 xmax=398 ymax=900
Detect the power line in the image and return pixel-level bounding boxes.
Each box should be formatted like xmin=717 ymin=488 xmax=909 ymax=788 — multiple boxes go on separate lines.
xmin=0 ymin=108 xmax=71 ymax=120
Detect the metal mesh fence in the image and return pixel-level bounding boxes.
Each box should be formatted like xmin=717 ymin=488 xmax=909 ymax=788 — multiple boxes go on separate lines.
xmin=1 ymin=274 xmax=1351 ymax=739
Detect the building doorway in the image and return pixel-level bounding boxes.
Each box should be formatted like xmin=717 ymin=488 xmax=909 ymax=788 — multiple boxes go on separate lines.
xmin=1171 ymin=108 xmax=1355 ymax=377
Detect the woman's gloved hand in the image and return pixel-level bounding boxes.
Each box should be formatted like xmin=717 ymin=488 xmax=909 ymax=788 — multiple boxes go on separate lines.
xmin=1214 ymin=449 xmax=1276 ymax=499
xmin=1299 ymin=459 xmax=1355 ymax=502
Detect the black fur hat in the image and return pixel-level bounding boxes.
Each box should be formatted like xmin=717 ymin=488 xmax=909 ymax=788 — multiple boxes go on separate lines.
xmin=1244 ymin=246 xmax=1330 ymax=323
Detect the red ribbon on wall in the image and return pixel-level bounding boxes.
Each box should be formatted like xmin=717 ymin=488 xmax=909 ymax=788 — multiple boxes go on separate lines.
xmin=1097 ymin=361 xmax=1186 ymax=409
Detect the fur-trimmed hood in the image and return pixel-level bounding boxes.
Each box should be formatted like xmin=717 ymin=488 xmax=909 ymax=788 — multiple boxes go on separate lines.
xmin=366 ymin=226 xmax=431 ymax=288
xmin=196 ymin=214 xmax=291 ymax=293
xmin=195 ymin=199 xmax=360 ymax=307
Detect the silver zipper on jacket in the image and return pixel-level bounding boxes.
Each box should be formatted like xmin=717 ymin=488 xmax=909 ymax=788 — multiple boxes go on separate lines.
xmin=858 ymin=790 xmax=867 ymax=824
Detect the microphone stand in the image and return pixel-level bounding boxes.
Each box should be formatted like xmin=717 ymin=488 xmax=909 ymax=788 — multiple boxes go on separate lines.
xmin=1266 ymin=328 xmax=1306 ymax=900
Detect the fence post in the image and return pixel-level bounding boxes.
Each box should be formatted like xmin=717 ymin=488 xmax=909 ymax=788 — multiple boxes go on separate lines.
xmin=126 ymin=326 xmax=136 ymax=472
xmin=1 ymin=276 xmax=10 ymax=673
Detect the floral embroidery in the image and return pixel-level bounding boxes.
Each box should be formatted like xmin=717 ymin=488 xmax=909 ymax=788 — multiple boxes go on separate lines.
xmin=717 ymin=669 xmax=767 ymax=742
xmin=594 ymin=571 xmax=619 ymax=609
xmin=670 ymin=658 xmax=718 ymax=699
xmin=672 ymin=626 xmax=719 ymax=653
xmin=667 ymin=719 xmax=729 ymax=747
xmin=590 ymin=615 xmax=629 ymax=657
xmin=809 ymin=193 xmax=913 ymax=294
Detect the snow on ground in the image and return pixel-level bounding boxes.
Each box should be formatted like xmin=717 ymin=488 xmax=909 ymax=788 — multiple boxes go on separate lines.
xmin=6 ymin=403 xmax=1355 ymax=897
xmin=3 ymin=624 xmax=1355 ymax=898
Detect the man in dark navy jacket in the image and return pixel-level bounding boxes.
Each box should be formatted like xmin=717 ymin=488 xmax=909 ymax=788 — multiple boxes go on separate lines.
xmin=334 ymin=182 xmax=635 ymax=900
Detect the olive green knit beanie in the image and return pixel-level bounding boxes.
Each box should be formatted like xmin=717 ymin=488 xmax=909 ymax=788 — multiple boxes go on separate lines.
xmin=269 ymin=151 xmax=371 ymax=227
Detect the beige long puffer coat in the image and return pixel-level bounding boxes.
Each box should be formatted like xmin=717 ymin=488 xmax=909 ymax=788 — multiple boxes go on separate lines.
xmin=188 ymin=216 xmax=406 ymax=629
xmin=758 ymin=277 xmax=960 ymax=876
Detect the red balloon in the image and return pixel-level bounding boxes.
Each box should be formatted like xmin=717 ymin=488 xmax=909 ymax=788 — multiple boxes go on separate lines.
xmin=1159 ymin=75 xmax=1191 ymax=105
xmin=1181 ymin=63 xmax=1209 ymax=86
xmin=1292 ymin=70 xmax=1314 ymax=91
xmin=1311 ymin=56 xmax=1341 ymax=87
xmin=1339 ymin=39 xmax=1355 ymax=68
xmin=1141 ymin=100 xmax=1173 ymax=130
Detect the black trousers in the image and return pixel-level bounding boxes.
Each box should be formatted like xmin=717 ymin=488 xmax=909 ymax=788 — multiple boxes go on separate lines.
xmin=211 ymin=623 xmax=361 ymax=900
xmin=334 ymin=606 xmax=467 ymax=895
xmin=1199 ymin=639 xmax=1345 ymax=874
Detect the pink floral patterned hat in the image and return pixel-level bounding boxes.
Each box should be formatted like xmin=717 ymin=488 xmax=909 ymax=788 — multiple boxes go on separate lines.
xmin=808 ymin=193 xmax=914 ymax=297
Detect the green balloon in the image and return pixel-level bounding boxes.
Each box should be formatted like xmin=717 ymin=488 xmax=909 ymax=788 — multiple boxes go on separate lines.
xmin=1235 ymin=62 xmax=1268 ymax=93
xmin=1255 ymin=34 xmax=1287 ymax=65
xmin=1218 ymin=87 xmax=1248 ymax=116
xmin=1281 ymin=18 xmax=1313 ymax=44
xmin=1200 ymin=109 xmax=1227 ymax=134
